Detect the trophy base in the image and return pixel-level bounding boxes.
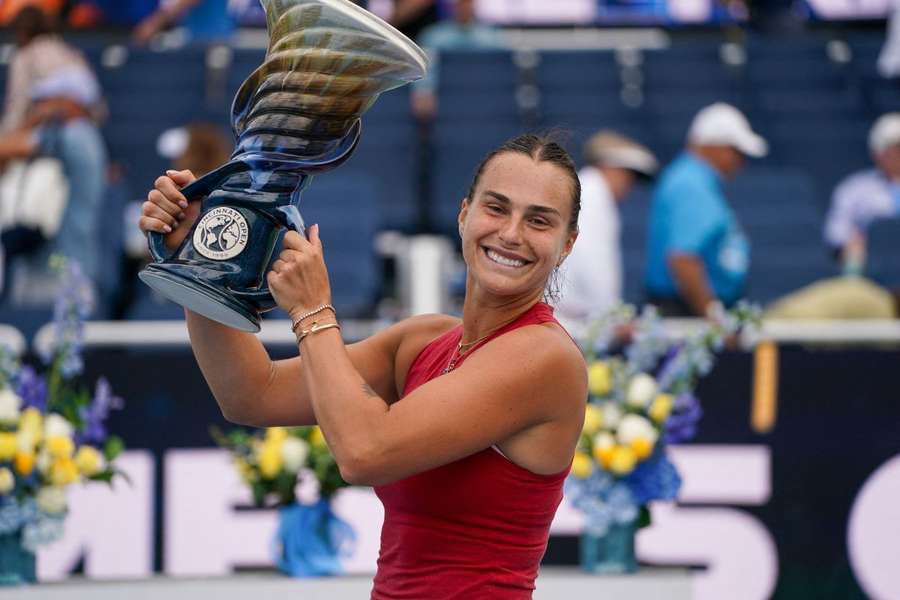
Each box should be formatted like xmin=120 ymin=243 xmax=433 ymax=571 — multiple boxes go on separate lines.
xmin=139 ymin=265 xmax=262 ymax=333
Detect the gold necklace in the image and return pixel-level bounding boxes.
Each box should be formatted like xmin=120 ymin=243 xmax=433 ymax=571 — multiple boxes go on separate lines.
xmin=442 ymin=319 xmax=517 ymax=375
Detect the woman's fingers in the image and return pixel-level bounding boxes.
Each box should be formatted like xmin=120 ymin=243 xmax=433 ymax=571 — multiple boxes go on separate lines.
xmin=166 ymin=169 xmax=196 ymax=187
xmin=155 ymin=175 xmax=189 ymax=209
xmin=141 ymin=200 xmax=178 ymax=229
xmin=138 ymin=214 xmax=173 ymax=234
xmin=147 ymin=189 xmax=185 ymax=220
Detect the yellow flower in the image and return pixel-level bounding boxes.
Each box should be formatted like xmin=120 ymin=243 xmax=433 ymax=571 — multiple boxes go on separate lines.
xmin=14 ymin=451 xmax=35 ymax=476
xmin=265 ymin=427 xmax=288 ymax=443
xmin=47 ymin=435 xmax=75 ymax=459
xmin=75 ymin=446 xmax=104 ymax=477
xmin=234 ymin=457 xmax=256 ymax=484
xmin=309 ymin=427 xmax=327 ymax=448
xmin=630 ymin=438 xmax=655 ymax=461
xmin=19 ymin=407 xmax=42 ymax=439
xmin=582 ymin=404 xmax=603 ymax=436
xmin=50 ymin=457 xmax=79 ymax=486
xmin=257 ymin=441 xmax=283 ymax=479
xmin=592 ymin=432 xmax=616 ymax=468
xmin=588 ymin=362 xmax=612 ymax=397
xmin=608 ymin=446 xmax=638 ymax=476
xmin=0 ymin=467 xmax=13 ymax=494
xmin=0 ymin=432 xmax=16 ymax=460
xmin=649 ymin=394 xmax=674 ymax=424
xmin=571 ymin=451 xmax=594 ymax=479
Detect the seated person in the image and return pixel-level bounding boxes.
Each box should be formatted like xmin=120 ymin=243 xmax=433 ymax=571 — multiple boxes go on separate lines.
xmin=823 ymin=113 xmax=900 ymax=275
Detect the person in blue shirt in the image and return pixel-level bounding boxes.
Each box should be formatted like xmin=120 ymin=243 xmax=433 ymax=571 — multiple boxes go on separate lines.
xmin=644 ymin=103 xmax=767 ymax=317
xmin=132 ymin=0 xmax=235 ymax=46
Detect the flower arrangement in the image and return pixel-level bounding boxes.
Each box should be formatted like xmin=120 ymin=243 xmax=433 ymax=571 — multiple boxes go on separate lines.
xmin=567 ymin=304 xmax=759 ymax=548
xmin=213 ymin=425 xmax=353 ymax=576
xmin=0 ymin=259 xmax=125 ymax=583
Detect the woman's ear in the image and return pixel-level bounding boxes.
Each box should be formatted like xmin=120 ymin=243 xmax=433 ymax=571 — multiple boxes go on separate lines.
xmin=457 ymin=197 xmax=469 ymax=235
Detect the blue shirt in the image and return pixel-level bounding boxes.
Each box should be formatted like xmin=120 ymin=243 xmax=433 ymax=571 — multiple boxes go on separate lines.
xmin=644 ymin=152 xmax=750 ymax=306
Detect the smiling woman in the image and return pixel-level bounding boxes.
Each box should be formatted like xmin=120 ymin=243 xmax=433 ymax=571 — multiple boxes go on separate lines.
xmin=139 ymin=133 xmax=588 ymax=599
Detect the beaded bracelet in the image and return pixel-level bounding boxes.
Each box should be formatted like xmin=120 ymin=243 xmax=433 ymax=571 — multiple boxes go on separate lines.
xmin=295 ymin=321 xmax=342 ymax=345
xmin=290 ymin=304 xmax=335 ymax=335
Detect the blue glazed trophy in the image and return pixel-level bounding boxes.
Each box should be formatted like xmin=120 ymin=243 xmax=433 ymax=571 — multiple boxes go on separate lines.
xmin=140 ymin=0 xmax=427 ymax=331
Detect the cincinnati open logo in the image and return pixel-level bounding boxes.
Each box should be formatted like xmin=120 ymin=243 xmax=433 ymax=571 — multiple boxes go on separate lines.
xmin=193 ymin=207 xmax=250 ymax=261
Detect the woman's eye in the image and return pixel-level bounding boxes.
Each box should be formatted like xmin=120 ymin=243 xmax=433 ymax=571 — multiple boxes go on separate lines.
xmin=530 ymin=217 xmax=550 ymax=227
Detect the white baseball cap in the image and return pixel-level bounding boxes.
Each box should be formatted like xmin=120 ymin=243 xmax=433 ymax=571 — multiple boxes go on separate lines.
xmin=868 ymin=113 xmax=900 ymax=155
xmin=584 ymin=131 xmax=658 ymax=178
xmin=687 ymin=102 xmax=768 ymax=158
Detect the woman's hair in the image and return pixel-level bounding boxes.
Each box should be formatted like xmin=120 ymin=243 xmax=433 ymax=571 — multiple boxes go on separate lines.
xmin=174 ymin=122 xmax=233 ymax=177
xmin=12 ymin=7 xmax=54 ymax=46
xmin=465 ymin=133 xmax=582 ymax=233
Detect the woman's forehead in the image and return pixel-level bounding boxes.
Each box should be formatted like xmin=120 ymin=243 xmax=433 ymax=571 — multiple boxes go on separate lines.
xmin=477 ymin=153 xmax=573 ymax=206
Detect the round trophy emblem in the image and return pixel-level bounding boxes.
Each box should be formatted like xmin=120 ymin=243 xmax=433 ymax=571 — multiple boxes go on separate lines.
xmin=193 ymin=207 xmax=250 ymax=261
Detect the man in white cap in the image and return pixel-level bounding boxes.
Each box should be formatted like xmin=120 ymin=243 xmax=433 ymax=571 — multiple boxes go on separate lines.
xmin=823 ymin=113 xmax=900 ymax=274
xmin=558 ymin=130 xmax=658 ymax=320
xmin=644 ymin=102 xmax=768 ymax=317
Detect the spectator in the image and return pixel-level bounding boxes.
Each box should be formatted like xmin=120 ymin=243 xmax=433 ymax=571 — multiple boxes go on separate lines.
xmin=410 ymin=0 xmax=500 ymax=122
xmin=557 ymin=131 xmax=657 ymax=321
xmin=1 ymin=6 xmax=103 ymax=133
xmin=644 ymin=103 xmax=767 ymax=317
xmin=823 ymin=113 xmax=900 ymax=275
xmin=0 ymin=8 xmax=107 ymax=306
xmin=132 ymin=0 xmax=235 ymax=46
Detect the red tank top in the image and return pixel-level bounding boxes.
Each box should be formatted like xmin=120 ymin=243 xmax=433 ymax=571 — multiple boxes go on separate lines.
xmin=371 ymin=302 xmax=575 ymax=599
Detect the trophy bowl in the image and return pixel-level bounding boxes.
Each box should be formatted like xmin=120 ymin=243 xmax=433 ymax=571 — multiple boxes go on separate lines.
xmin=139 ymin=0 xmax=427 ymax=332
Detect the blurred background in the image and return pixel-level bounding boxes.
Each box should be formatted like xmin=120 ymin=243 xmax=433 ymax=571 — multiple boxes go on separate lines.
xmin=1 ymin=1 xmax=900 ymax=599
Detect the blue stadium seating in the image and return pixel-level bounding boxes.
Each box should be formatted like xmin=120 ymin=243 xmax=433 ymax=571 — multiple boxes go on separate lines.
xmin=864 ymin=218 xmax=900 ymax=288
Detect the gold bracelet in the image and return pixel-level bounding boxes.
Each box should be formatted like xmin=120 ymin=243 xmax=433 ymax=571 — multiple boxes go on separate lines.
xmin=296 ymin=321 xmax=341 ymax=345
xmin=290 ymin=304 xmax=335 ymax=335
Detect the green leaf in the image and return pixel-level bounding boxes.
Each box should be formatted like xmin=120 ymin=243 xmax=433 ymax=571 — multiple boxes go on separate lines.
xmin=636 ymin=505 xmax=652 ymax=529
xmin=104 ymin=436 xmax=124 ymax=461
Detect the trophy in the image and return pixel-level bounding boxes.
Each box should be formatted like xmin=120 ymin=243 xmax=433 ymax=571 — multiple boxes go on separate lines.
xmin=140 ymin=0 xmax=427 ymax=332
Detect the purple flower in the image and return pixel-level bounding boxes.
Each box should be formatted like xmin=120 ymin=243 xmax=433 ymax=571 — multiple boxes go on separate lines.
xmin=14 ymin=366 xmax=47 ymax=412
xmin=77 ymin=378 xmax=123 ymax=445
xmin=664 ymin=393 xmax=703 ymax=444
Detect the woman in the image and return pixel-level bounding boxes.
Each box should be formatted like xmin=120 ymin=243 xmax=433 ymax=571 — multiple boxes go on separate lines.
xmin=139 ymin=134 xmax=587 ymax=598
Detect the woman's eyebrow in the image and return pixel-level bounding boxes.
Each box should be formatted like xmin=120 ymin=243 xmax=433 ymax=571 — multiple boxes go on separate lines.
xmin=484 ymin=190 xmax=562 ymax=217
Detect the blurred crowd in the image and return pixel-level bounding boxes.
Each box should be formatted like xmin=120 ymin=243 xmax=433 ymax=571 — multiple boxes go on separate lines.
xmin=1 ymin=0 xmax=900 ymax=325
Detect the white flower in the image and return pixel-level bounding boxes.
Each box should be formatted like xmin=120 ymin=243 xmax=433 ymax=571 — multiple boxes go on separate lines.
xmin=0 ymin=388 xmax=22 ymax=424
xmin=44 ymin=414 xmax=74 ymax=440
xmin=36 ymin=486 xmax=67 ymax=514
xmin=280 ymin=437 xmax=310 ymax=474
xmin=37 ymin=450 xmax=53 ymax=474
xmin=616 ymin=414 xmax=659 ymax=446
xmin=600 ymin=402 xmax=623 ymax=430
xmin=0 ymin=467 xmax=14 ymax=494
xmin=16 ymin=430 xmax=36 ymax=452
xmin=593 ymin=431 xmax=616 ymax=451
xmin=626 ymin=373 xmax=658 ymax=408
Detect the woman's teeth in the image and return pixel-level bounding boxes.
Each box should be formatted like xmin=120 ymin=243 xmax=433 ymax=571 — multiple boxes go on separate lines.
xmin=486 ymin=248 xmax=526 ymax=268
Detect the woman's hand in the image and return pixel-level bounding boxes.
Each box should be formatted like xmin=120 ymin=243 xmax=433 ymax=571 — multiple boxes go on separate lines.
xmin=268 ymin=224 xmax=333 ymax=320
xmin=138 ymin=169 xmax=201 ymax=253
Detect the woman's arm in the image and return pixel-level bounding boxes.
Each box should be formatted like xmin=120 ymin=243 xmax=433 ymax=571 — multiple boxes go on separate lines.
xmin=185 ymin=310 xmax=444 ymax=428
xmin=301 ymin=320 xmax=585 ymax=486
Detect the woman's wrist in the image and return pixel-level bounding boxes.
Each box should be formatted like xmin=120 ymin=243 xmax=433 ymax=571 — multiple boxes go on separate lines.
xmin=295 ymin=316 xmax=341 ymax=346
xmin=289 ymin=303 xmax=335 ymax=333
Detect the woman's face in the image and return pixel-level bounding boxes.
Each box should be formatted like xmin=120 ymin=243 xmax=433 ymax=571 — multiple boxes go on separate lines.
xmin=458 ymin=152 xmax=578 ymax=301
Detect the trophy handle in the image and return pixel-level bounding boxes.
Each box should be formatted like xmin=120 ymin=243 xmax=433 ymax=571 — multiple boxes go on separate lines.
xmin=226 ymin=204 xmax=307 ymax=310
xmin=146 ymin=162 xmax=247 ymax=263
